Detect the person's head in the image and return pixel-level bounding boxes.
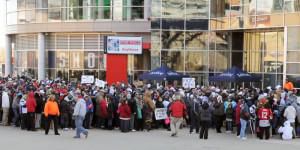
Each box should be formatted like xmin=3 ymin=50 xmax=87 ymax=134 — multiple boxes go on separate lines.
xmin=48 ymin=95 xmax=55 ymax=101
xmin=84 ymin=95 xmax=89 ymax=101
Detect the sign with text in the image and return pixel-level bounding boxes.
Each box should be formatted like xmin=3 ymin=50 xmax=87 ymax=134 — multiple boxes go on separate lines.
xmin=95 ymin=78 xmax=106 ymax=88
xmin=182 ymin=78 xmax=196 ymax=89
xmin=81 ymin=75 xmax=94 ymax=84
xmin=154 ymin=108 xmax=168 ymax=120
xmin=105 ymin=36 xmax=142 ymax=54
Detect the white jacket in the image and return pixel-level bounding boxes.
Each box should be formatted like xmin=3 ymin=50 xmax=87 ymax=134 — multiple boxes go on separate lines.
xmin=284 ymin=106 xmax=296 ymax=123
xmin=278 ymin=121 xmax=293 ymax=140
xmin=73 ymin=98 xmax=86 ymax=118
xmin=2 ymin=91 xmax=10 ymax=108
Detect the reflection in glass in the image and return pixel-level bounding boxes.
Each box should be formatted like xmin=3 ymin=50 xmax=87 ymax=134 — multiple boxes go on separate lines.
xmin=287 ymin=27 xmax=300 ymax=50
xmin=152 ymin=0 xmax=161 ymax=17
xmin=56 ymin=69 xmax=69 ymax=80
xmin=70 ymin=70 xmax=83 ymax=81
xmin=161 ymin=18 xmax=184 ymax=30
xmin=161 ymin=51 xmax=184 ymax=71
xmin=287 ymin=51 xmax=300 ymax=62
xmin=185 ymin=51 xmax=208 ymax=71
xmin=287 ymin=63 xmax=300 ymax=74
xmin=162 ymin=0 xmax=185 ymax=18
xmin=134 ymin=51 xmax=151 ymax=70
xmin=185 ymin=32 xmax=208 ymax=50
xmin=186 ymin=19 xmax=209 ymax=30
xmin=215 ymin=51 xmax=230 ymax=72
xmin=186 ymin=0 xmax=209 ymax=18
xmin=161 ymin=31 xmax=184 ymax=50
xmin=284 ymin=0 xmax=300 ymax=12
xmin=48 ymin=8 xmax=61 ymax=22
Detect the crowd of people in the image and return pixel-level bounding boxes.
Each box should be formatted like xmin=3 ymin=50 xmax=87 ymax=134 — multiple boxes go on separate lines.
xmin=0 ymin=76 xmax=300 ymax=141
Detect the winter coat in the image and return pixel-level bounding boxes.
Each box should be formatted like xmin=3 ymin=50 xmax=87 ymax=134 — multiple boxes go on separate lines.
xmin=213 ymin=101 xmax=224 ymax=116
xmin=128 ymin=99 xmax=137 ymax=114
xmin=99 ymin=99 xmax=108 ymax=118
xmin=119 ymin=103 xmax=131 ymax=119
xmin=278 ymin=121 xmax=293 ymax=140
xmin=44 ymin=100 xmax=60 ymax=117
xmin=199 ymin=102 xmax=212 ymax=121
xmin=169 ymin=100 xmax=186 ymax=118
xmin=284 ymin=105 xmax=296 ymax=123
xmin=235 ymin=102 xmax=242 ymax=124
xmin=60 ymin=99 xmax=70 ymax=114
xmin=73 ymin=99 xmax=87 ymax=118
xmin=34 ymin=93 xmax=44 ymax=113
xmin=26 ymin=92 xmax=36 ymax=113
xmin=1 ymin=91 xmax=10 ymax=108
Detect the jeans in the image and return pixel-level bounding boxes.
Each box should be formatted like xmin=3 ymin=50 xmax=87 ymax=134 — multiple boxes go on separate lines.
xmin=226 ymin=121 xmax=233 ymax=131
xmin=130 ymin=114 xmax=135 ymax=130
xmin=12 ymin=108 xmax=19 ymax=126
xmin=200 ymin=121 xmax=210 ymax=139
xmin=75 ymin=116 xmax=88 ymax=137
xmin=240 ymin=119 xmax=248 ymax=138
xmin=35 ymin=113 xmax=42 ymax=128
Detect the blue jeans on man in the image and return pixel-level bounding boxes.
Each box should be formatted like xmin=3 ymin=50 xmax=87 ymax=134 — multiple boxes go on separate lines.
xmin=74 ymin=116 xmax=88 ymax=138
xmin=240 ymin=118 xmax=248 ymax=139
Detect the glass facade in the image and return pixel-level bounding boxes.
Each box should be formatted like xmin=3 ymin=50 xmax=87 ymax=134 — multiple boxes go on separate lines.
xmin=6 ymin=0 xmax=149 ymax=25
xmin=151 ymin=0 xmax=300 ymax=88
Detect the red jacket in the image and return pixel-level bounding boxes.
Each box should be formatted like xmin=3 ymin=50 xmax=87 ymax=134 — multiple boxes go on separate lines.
xmin=235 ymin=102 xmax=241 ymax=125
xmin=26 ymin=92 xmax=36 ymax=113
xmin=119 ymin=104 xmax=131 ymax=118
xmin=99 ymin=100 xmax=108 ymax=118
xmin=257 ymin=108 xmax=273 ymax=121
xmin=169 ymin=100 xmax=186 ymax=118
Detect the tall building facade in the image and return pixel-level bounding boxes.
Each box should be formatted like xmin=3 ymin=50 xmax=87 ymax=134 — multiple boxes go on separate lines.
xmin=5 ymin=0 xmax=151 ymax=82
xmin=151 ymin=0 xmax=300 ymax=88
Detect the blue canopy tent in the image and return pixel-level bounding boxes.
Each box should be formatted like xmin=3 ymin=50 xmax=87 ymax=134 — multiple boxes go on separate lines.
xmin=139 ymin=66 xmax=188 ymax=81
xmin=209 ymin=67 xmax=260 ymax=82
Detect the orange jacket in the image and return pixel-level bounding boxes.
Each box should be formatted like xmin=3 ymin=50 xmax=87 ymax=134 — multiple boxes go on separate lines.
xmin=44 ymin=100 xmax=60 ymax=117
xmin=284 ymin=82 xmax=294 ymax=91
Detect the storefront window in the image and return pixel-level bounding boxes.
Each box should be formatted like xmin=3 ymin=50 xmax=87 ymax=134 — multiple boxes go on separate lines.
xmin=161 ymin=31 xmax=184 ymax=50
xmin=287 ymin=27 xmax=300 ymax=50
xmin=161 ymin=51 xmax=184 ymax=71
xmin=284 ymin=0 xmax=300 ymax=12
xmin=48 ymin=8 xmax=61 ymax=22
xmin=185 ymin=51 xmax=208 ymax=72
xmin=56 ymin=51 xmax=69 ymax=68
xmin=70 ymin=51 xmax=84 ymax=69
xmin=185 ymin=32 xmax=208 ymax=50
xmin=84 ymin=51 xmax=99 ymax=69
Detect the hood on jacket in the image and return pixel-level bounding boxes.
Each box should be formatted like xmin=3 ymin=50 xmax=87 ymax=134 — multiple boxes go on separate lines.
xmin=284 ymin=121 xmax=291 ymax=127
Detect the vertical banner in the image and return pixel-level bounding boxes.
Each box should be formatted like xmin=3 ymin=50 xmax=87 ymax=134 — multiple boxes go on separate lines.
xmin=106 ymin=54 xmax=128 ymax=85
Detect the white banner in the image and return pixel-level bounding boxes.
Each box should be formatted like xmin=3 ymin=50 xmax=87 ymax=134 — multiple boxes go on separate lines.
xmin=154 ymin=108 xmax=168 ymax=120
xmin=106 ymin=36 xmax=142 ymax=54
xmin=95 ymin=78 xmax=106 ymax=88
xmin=182 ymin=78 xmax=196 ymax=89
xmin=81 ymin=75 xmax=94 ymax=84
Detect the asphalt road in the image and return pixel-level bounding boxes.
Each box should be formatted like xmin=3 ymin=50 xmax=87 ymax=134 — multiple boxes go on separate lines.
xmin=0 ymin=126 xmax=299 ymax=150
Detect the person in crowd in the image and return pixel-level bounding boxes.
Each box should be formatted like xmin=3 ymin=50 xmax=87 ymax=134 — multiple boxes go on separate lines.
xmin=135 ymin=93 xmax=144 ymax=131
xmin=213 ymin=95 xmax=225 ymax=133
xmin=84 ymin=95 xmax=93 ymax=129
xmin=118 ymin=97 xmax=131 ymax=133
xmin=169 ymin=93 xmax=186 ymax=137
xmin=127 ymin=93 xmax=137 ymax=131
xmin=225 ymin=103 xmax=234 ymax=133
xmin=188 ymin=94 xmax=200 ymax=134
xmin=284 ymin=79 xmax=294 ymax=91
xmin=199 ymin=101 xmax=212 ymax=139
xmin=19 ymin=94 xmax=27 ymax=130
xmin=235 ymin=99 xmax=242 ymax=137
xmin=257 ymin=102 xmax=273 ymax=140
xmin=107 ymin=95 xmax=115 ymax=130
xmin=278 ymin=121 xmax=293 ymax=140
xmin=34 ymin=90 xmax=44 ymax=129
xmin=60 ymin=94 xmax=71 ymax=131
xmin=99 ymin=95 xmax=108 ymax=129
xmin=284 ymin=102 xmax=297 ymax=138
xmin=73 ymin=91 xmax=88 ymax=138
xmin=1 ymin=89 xmax=10 ymax=126
xmin=154 ymin=92 xmax=164 ymax=129
xmin=26 ymin=91 xmax=36 ymax=131
xmin=12 ymin=93 xmax=22 ymax=127
xmin=239 ymin=99 xmax=250 ymax=140
xmin=44 ymin=95 xmax=60 ymax=135
xmin=143 ymin=90 xmax=155 ymax=132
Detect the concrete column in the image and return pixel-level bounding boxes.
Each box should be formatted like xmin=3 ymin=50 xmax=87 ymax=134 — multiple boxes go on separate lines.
xmin=5 ymin=35 xmax=12 ymax=77
xmin=38 ymin=33 xmax=46 ymax=81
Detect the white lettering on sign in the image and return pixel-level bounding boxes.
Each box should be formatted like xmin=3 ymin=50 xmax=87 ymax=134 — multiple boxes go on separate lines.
xmin=73 ymin=52 xmax=80 ymax=68
xmin=87 ymin=53 xmax=95 ymax=68
xmin=59 ymin=53 xmax=66 ymax=68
